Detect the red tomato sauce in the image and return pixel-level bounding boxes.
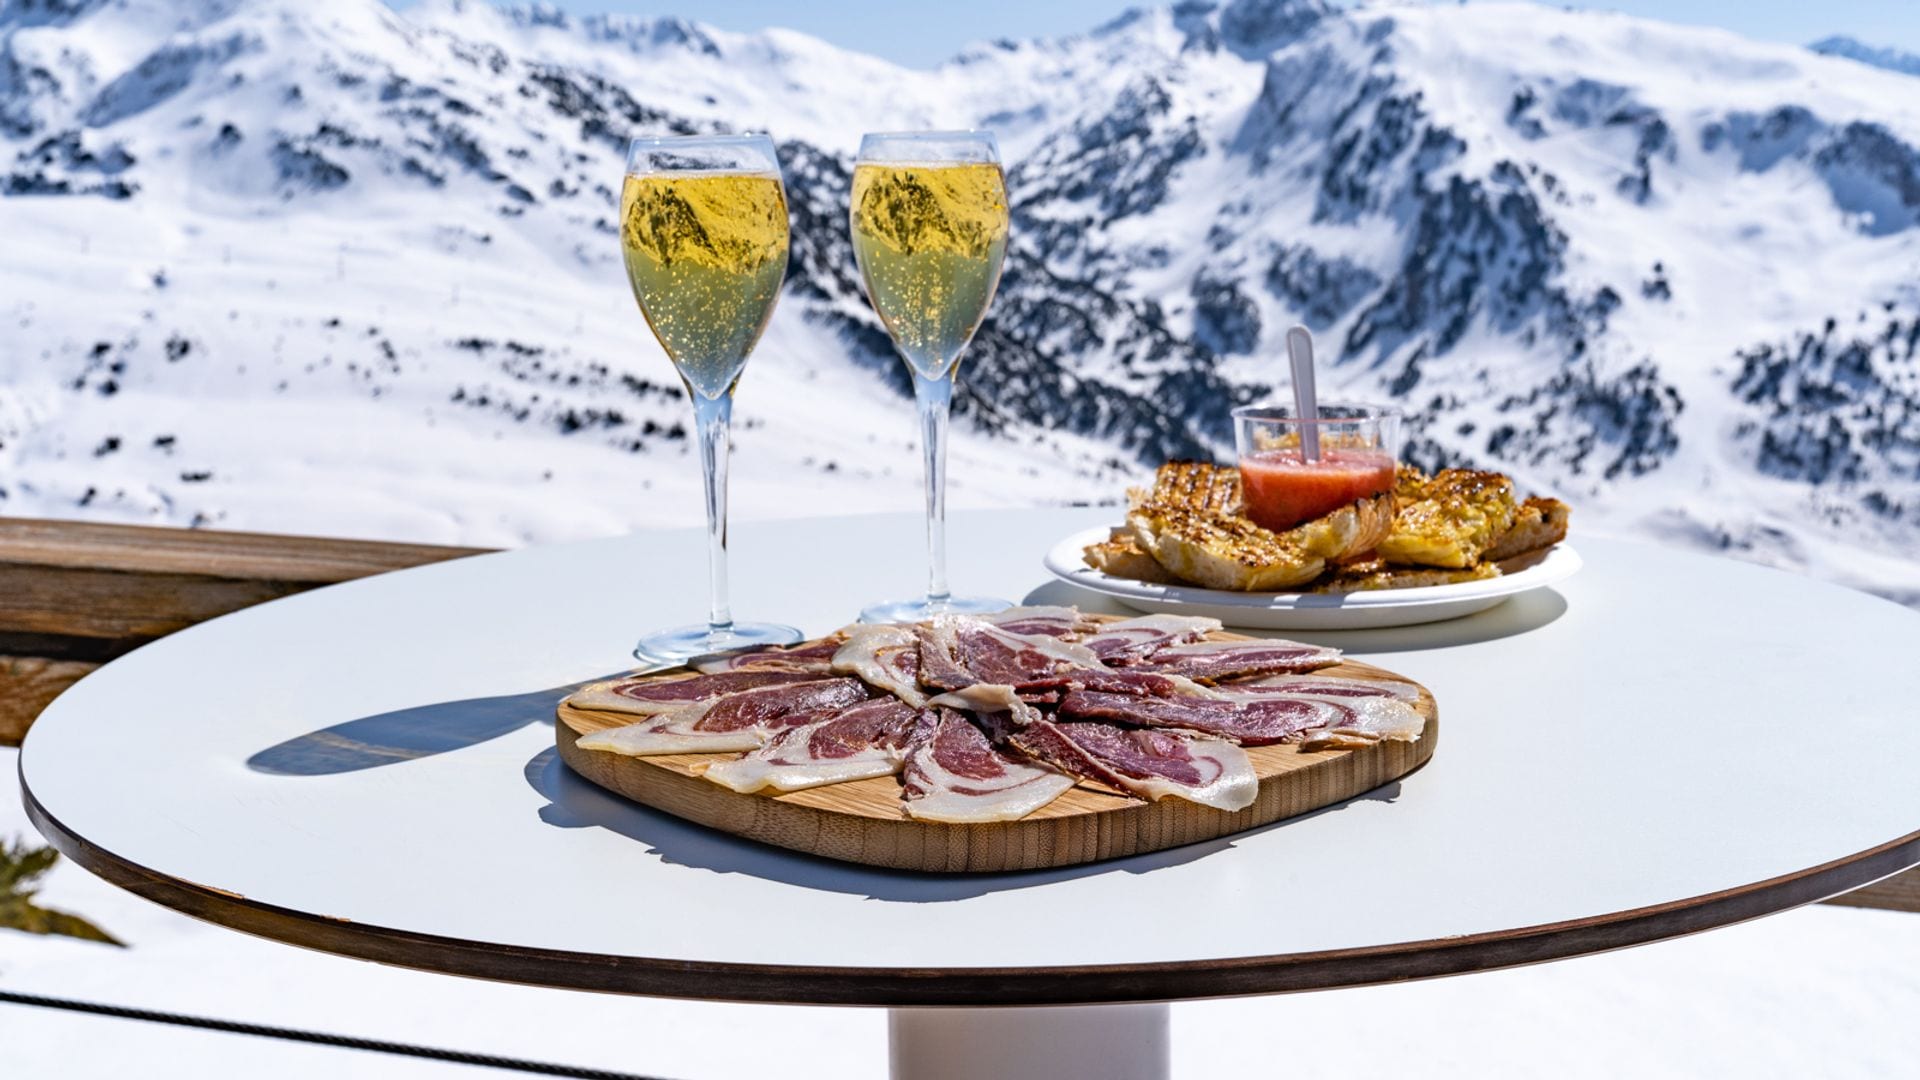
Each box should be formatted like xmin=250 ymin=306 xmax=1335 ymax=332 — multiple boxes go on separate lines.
xmin=1239 ymin=448 xmax=1395 ymax=532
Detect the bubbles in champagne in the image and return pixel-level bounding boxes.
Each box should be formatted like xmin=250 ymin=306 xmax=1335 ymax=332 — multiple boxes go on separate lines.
xmin=620 ymin=172 xmax=789 ymax=399
xmin=850 ymin=162 xmax=1009 ymax=379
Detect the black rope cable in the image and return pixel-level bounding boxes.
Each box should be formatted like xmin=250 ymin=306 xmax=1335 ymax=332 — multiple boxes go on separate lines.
xmin=0 ymin=988 xmax=673 ymax=1080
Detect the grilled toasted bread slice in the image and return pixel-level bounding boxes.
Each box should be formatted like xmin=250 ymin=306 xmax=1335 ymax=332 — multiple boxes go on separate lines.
xmin=1127 ymin=500 xmax=1327 ymax=590
xmin=1485 ymin=496 xmax=1571 ymax=561
xmin=1137 ymin=459 xmax=1242 ymax=515
xmin=1107 ymin=463 xmax=1395 ymax=591
xmin=1318 ymin=489 xmax=1396 ymax=563
xmin=1129 ymin=462 xmax=1393 ymax=558
xmin=1313 ymin=559 xmax=1500 ymax=593
xmin=1123 ymin=489 xmax=1396 ymax=592
xmin=1393 ymin=463 xmax=1432 ymax=502
xmin=1109 ymin=460 xmax=1567 ymax=588
xmin=1082 ymin=529 xmax=1183 ymax=585
xmin=1380 ymin=468 xmax=1519 ymax=568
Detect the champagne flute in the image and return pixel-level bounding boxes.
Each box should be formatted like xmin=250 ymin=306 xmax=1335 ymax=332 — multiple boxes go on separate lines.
xmin=620 ymin=133 xmax=802 ymax=661
xmin=849 ymin=131 xmax=1012 ymax=624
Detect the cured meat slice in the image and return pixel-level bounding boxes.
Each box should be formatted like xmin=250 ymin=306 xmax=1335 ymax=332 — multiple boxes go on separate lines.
xmin=831 ymin=624 xmax=928 ymax=706
xmin=703 ymin=699 xmax=934 ymax=793
xmin=575 ymin=678 xmax=869 ymax=756
xmin=1060 ymin=688 xmax=1425 ymax=750
xmin=1296 ymin=697 xmax=1427 ymax=750
xmin=566 ymin=669 xmax=826 ymax=717
xmin=691 ymin=636 xmax=846 ymax=675
xmin=1065 ymin=724 xmax=1256 ymax=810
xmin=1057 ymin=690 xmax=1350 ymax=746
xmin=915 ymin=615 xmax=1105 ymax=692
xmin=977 ymin=606 xmax=1099 ymax=639
xmin=1222 ymin=673 xmax=1424 ymax=702
xmin=1212 ymin=675 xmax=1427 ymax=747
xmin=1017 ymin=668 xmax=1222 ymax=700
xmin=1082 ymin=614 xmax=1222 ymax=664
xmin=1009 ymin=719 xmax=1256 ymax=811
xmin=1134 ymin=638 xmax=1341 ymax=682
xmin=901 ymin=710 xmax=1076 ymax=823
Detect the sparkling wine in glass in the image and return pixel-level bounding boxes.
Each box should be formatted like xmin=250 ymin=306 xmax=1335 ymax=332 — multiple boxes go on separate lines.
xmin=849 ymin=131 xmax=1011 ymax=624
xmin=621 ymin=133 xmax=802 ymax=661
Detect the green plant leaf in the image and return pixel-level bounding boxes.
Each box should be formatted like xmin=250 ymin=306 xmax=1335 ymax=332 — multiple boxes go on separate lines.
xmin=0 ymin=835 xmax=124 ymax=947
xmin=0 ymin=837 xmax=57 ymax=896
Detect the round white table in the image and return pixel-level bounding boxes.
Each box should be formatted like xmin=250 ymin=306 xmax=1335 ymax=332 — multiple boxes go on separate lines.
xmin=21 ymin=509 xmax=1920 ymax=1079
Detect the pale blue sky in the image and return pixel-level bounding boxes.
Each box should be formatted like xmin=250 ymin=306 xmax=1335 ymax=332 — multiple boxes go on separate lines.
xmin=404 ymin=1 xmax=1920 ymax=69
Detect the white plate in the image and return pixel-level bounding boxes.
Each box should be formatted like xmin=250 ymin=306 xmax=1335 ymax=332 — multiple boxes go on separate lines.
xmin=1042 ymin=525 xmax=1583 ymax=630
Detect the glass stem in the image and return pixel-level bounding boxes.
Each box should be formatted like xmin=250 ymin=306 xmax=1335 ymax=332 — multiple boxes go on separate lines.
xmin=912 ymin=370 xmax=955 ymax=608
xmin=692 ymin=391 xmax=735 ymax=643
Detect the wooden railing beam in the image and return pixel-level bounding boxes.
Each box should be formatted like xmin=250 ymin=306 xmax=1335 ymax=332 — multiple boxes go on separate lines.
xmin=0 ymin=655 xmax=97 ymax=746
xmin=0 ymin=517 xmax=489 ymax=742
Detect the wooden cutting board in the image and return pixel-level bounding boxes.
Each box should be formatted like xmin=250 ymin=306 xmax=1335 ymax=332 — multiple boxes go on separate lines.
xmin=555 ymin=629 xmax=1437 ymax=873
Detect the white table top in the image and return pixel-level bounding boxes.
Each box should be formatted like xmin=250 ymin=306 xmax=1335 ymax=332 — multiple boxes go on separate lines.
xmin=21 ymin=509 xmax=1920 ymax=1005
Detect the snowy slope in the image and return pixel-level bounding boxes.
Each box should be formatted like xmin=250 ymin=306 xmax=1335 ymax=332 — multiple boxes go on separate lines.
xmin=0 ymin=0 xmax=1917 ymax=598
xmin=0 ymin=0 xmax=1131 ymax=547
xmin=1812 ymin=34 xmax=1920 ymax=78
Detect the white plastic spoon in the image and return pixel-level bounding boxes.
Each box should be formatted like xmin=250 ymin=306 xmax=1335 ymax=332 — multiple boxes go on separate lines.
xmin=1285 ymin=324 xmax=1320 ymax=463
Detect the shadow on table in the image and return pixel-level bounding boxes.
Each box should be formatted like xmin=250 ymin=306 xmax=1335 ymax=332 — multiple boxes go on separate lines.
xmin=1022 ymin=581 xmax=1569 ymax=653
xmin=522 ymin=745 xmax=1406 ymax=902
xmin=1314 ymin=588 xmax=1568 ymax=652
xmin=245 ymin=674 xmax=627 ymax=776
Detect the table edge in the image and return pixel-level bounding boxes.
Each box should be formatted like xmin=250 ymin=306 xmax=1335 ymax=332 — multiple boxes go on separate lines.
xmin=25 ymin=765 xmax=1920 ymax=1007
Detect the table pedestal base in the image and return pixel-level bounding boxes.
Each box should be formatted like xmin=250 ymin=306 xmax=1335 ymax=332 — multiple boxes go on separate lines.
xmin=887 ymin=1003 xmax=1170 ymax=1080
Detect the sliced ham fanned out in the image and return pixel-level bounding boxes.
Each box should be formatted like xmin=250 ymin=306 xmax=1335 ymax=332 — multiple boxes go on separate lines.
xmin=703 ymin=699 xmax=934 ymax=793
xmin=901 ymin=710 xmax=1076 ymax=824
xmin=1296 ymin=697 xmax=1427 ymax=750
xmin=1012 ymin=720 xmax=1257 ymax=812
xmin=1221 ymin=673 xmax=1424 ymax=702
xmin=1057 ymin=689 xmax=1352 ymax=746
xmin=976 ymin=605 xmax=1100 ymax=639
xmin=915 ymin=615 xmax=1105 ymax=692
xmin=575 ymin=678 xmax=869 ymax=756
xmin=1134 ymin=638 xmax=1341 ymax=682
xmin=831 ymin=624 xmax=928 ymax=706
xmin=690 ymin=635 xmax=847 ymax=675
xmin=566 ymin=669 xmax=826 ymax=717
xmin=1083 ymin=614 xmax=1222 ymax=664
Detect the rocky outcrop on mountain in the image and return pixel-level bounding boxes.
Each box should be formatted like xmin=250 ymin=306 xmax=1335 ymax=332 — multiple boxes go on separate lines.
xmin=1263 ymin=244 xmax=1378 ymax=330
xmin=7 ymin=127 xmax=135 ymax=196
xmin=1732 ymin=307 xmax=1920 ymax=520
xmin=1703 ymin=108 xmax=1920 ymax=236
xmin=1012 ymin=73 xmax=1207 ymax=262
xmin=1490 ymin=359 xmax=1683 ymax=481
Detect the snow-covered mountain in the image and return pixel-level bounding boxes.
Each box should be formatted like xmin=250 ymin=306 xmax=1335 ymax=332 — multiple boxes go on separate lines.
xmin=1812 ymin=35 xmax=1920 ymax=79
xmin=2 ymin=0 xmax=1917 ymax=602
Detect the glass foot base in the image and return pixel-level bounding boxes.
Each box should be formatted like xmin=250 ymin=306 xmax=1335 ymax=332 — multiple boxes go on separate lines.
xmin=634 ymin=621 xmax=804 ymax=664
xmin=858 ymin=595 xmax=1011 ymax=625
